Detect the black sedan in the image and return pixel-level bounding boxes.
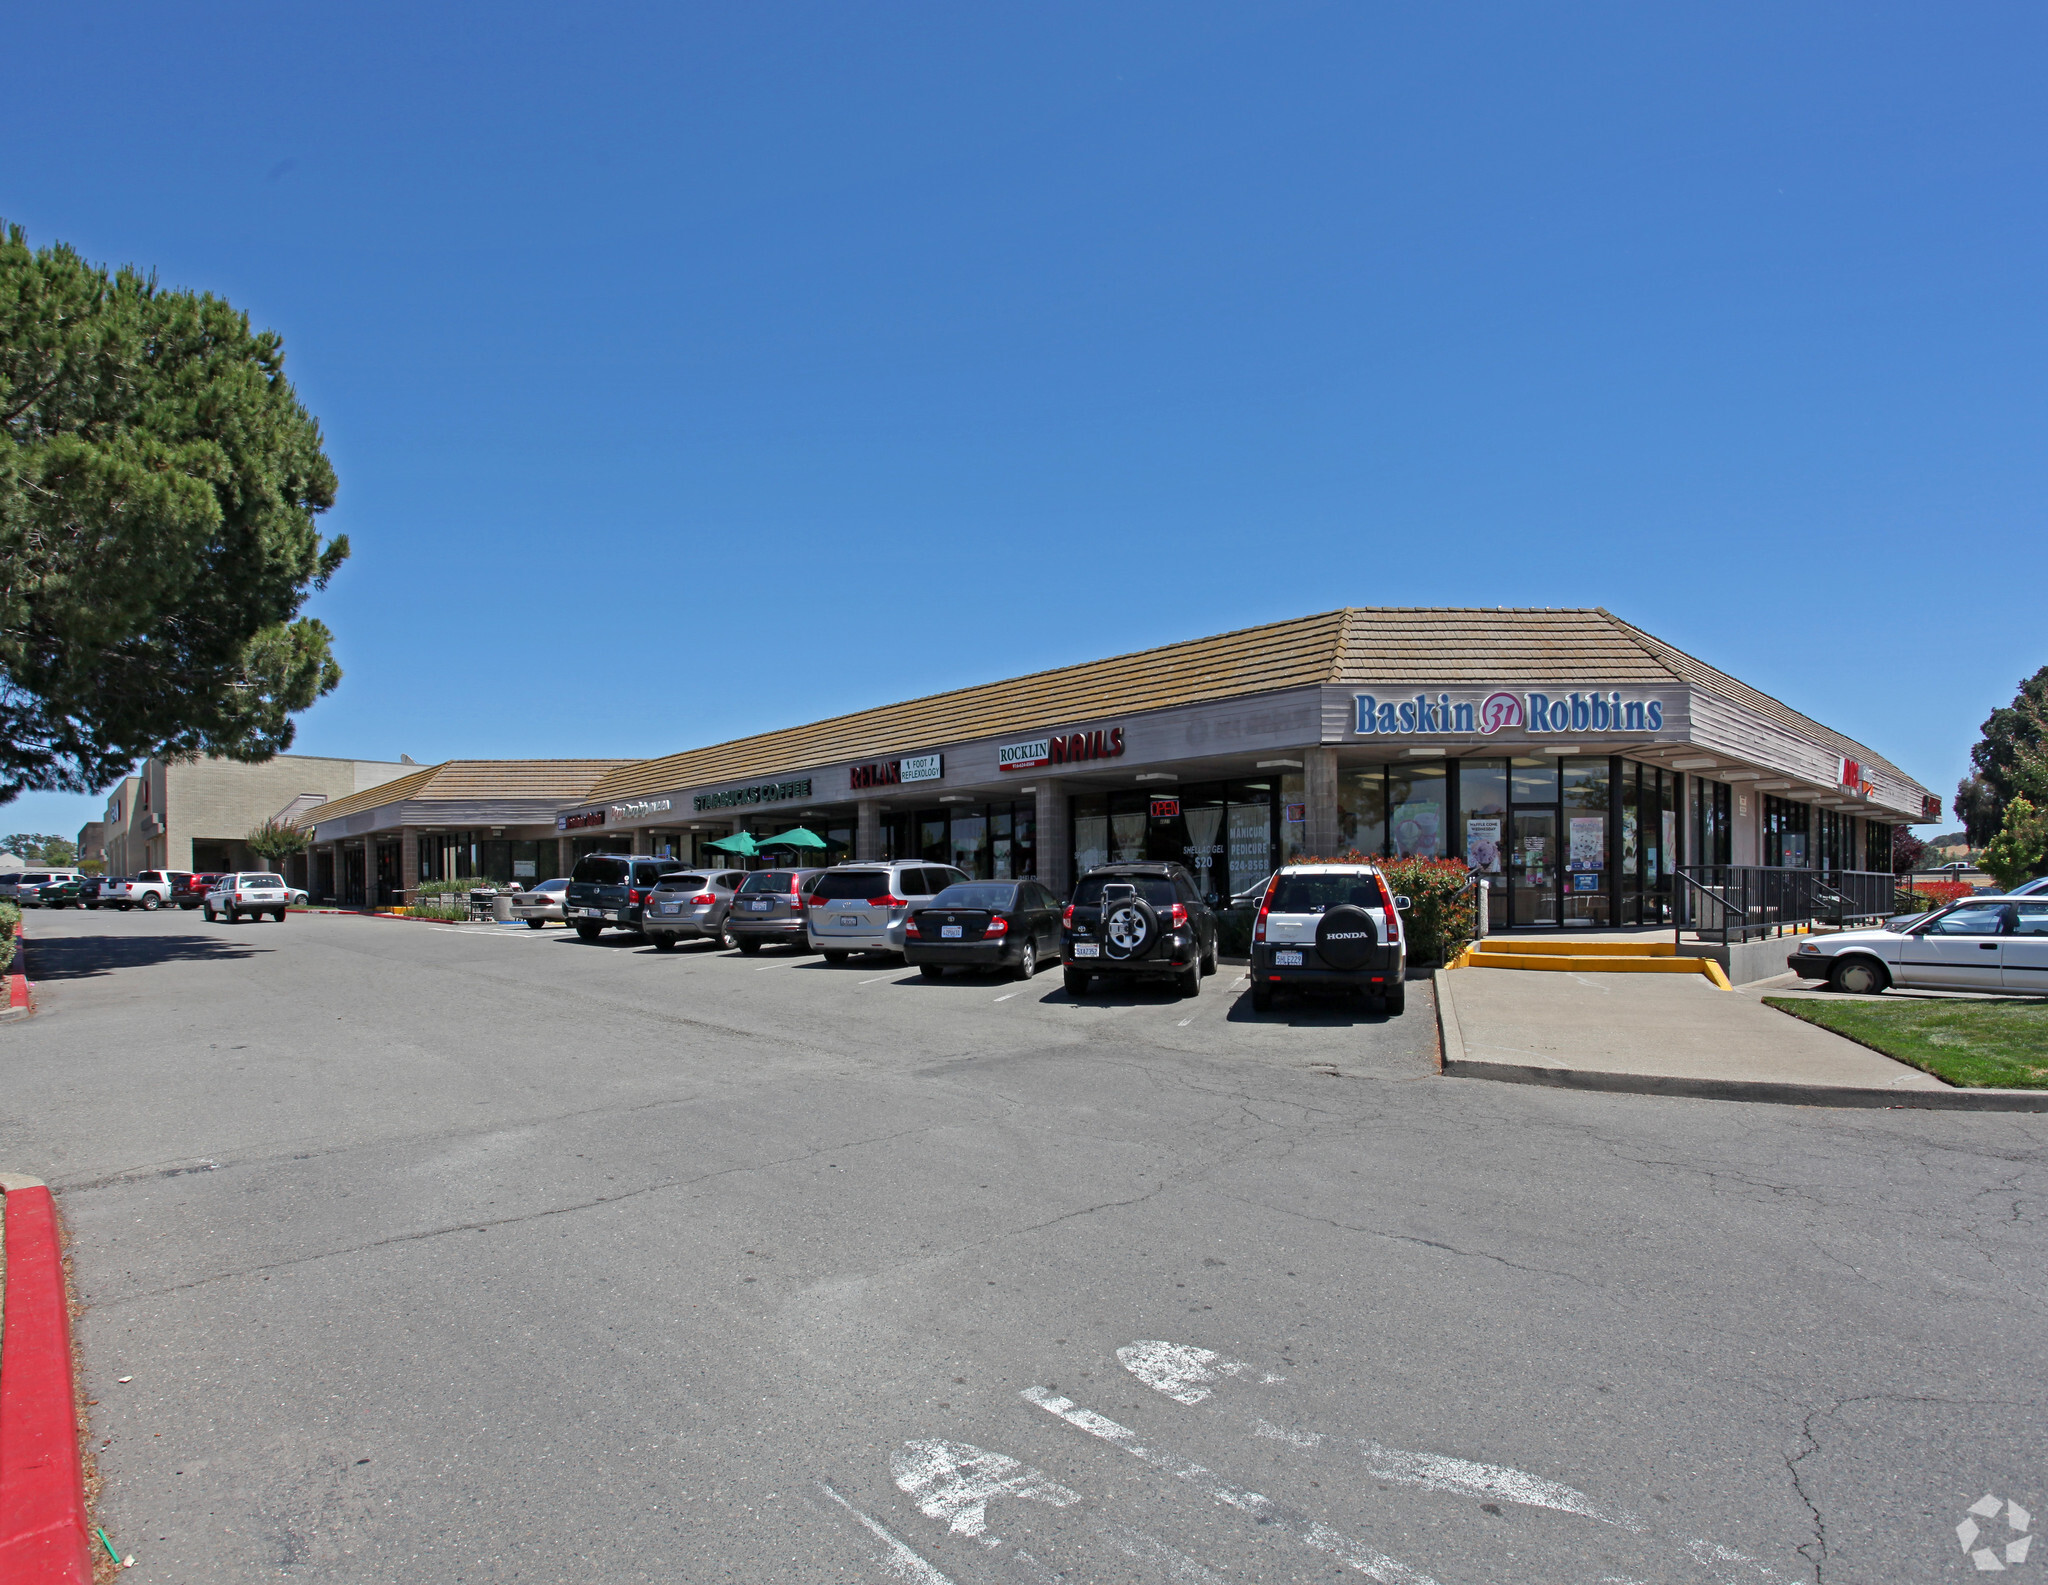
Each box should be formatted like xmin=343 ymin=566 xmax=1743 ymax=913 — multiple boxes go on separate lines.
xmin=905 ymin=880 xmax=1063 ymax=980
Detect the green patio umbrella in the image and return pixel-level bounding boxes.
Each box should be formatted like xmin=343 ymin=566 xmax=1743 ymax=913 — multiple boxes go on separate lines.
xmin=756 ymin=826 xmax=829 ymax=850
xmin=706 ymin=832 xmax=760 ymax=855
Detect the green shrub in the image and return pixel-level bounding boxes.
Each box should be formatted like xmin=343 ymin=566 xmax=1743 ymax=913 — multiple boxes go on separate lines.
xmin=1286 ymin=852 xmax=1477 ymax=965
xmin=408 ymin=903 xmax=467 ymax=921
xmin=0 ymin=900 xmax=17 ymax=973
xmin=414 ymin=876 xmax=490 ymax=898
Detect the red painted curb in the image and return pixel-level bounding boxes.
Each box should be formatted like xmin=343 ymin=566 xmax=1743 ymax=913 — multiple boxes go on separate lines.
xmin=6 ymin=972 xmax=25 ymax=1012
xmin=0 ymin=1186 xmax=93 ymax=1583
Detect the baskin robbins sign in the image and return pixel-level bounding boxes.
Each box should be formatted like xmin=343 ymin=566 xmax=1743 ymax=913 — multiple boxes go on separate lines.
xmin=1354 ymin=690 xmax=1667 ymax=737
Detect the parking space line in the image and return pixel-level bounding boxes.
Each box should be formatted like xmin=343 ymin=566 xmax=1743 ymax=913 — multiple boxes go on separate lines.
xmin=818 ymin=1480 xmax=959 ymax=1585
xmin=993 ymin=991 xmax=1024 ymax=1002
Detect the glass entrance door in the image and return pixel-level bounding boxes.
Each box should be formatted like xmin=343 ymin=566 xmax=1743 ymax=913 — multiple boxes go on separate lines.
xmin=1510 ymin=809 xmax=1558 ymax=926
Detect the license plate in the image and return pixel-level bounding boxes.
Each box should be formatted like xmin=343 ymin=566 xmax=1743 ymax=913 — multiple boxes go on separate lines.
xmin=838 ymin=915 xmax=861 ymax=927
xmin=1274 ymin=950 xmax=1303 ymax=966
xmin=582 ymin=907 xmax=603 ymax=918
xmin=941 ymin=925 xmax=963 ymax=939
xmin=1072 ymin=942 xmax=1100 ymax=958
xmin=747 ymin=900 xmax=771 ymax=911
xmin=659 ymin=903 xmax=680 ymax=914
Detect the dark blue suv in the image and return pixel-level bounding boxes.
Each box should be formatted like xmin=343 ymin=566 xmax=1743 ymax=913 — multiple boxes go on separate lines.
xmin=567 ymin=854 xmax=683 ymax=941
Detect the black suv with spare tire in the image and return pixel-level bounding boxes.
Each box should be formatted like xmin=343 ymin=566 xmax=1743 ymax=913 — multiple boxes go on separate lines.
xmin=1061 ymin=861 xmax=1220 ymax=998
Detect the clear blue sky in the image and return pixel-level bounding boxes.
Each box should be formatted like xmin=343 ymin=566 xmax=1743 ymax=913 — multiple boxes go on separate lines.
xmin=8 ymin=1 xmax=2044 ymax=843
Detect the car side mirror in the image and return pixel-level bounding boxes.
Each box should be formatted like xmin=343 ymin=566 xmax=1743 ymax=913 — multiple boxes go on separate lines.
xmin=1394 ymin=895 xmax=1412 ymax=911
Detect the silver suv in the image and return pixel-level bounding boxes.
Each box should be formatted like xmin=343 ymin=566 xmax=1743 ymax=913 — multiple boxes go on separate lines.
xmin=726 ymin=868 xmax=830 ymax=954
xmin=805 ymin=862 xmax=970 ymax=962
xmin=642 ymin=869 xmax=749 ymax=951
xmin=1250 ymin=862 xmax=1409 ymax=1015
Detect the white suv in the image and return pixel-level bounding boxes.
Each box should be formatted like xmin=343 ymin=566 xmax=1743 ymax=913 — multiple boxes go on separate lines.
xmin=1250 ymin=863 xmax=1409 ymax=1015
xmin=203 ymin=872 xmax=292 ymax=924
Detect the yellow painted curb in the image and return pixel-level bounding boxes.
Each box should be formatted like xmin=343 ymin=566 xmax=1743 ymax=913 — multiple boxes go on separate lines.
xmin=1463 ymin=949 xmax=1732 ymax=989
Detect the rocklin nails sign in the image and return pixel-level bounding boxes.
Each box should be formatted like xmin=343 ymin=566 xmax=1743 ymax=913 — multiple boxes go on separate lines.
xmin=999 ymin=727 xmax=1125 ymax=771
xmin=1354 ymin=690 xmax=1666 ymax=736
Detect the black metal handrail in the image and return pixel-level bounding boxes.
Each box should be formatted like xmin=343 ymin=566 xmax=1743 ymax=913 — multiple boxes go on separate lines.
xmin=1675 ymin=865 xmax=1895 ymax=945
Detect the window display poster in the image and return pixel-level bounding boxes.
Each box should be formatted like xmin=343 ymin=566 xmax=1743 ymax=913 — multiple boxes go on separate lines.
xmin=1569 ymin=816 xmax=1606 ymax=871
xmin=1391 ymin=799 xmax=1442 ymax=858
xmin=1621 ymin=809 xmax=1639 ymax=871
xmin=1662 ymin=811 xmax=1677 ymax=881
xmin=1465 ymin=817 xmax=1503 ymax=874
xmin=513 ymin=858 xmax=536 ymax=878
xmin=1571 ymin=871 xmax=1602 ymax=892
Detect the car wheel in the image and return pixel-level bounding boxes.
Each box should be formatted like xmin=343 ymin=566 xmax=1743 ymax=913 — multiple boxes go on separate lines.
xmin=526 ymin=918 xmax=545 ymax=930
xmin=1201 ymin=943 xmax=1217 ymax=976
xmin=720 ymin=926 xmax=738 ymax=950
xmin=274 ymin=910 xmax=287 ymax=923
xmin=141 ymin=892 xmax=160 ymax=911
xmin=1830 ymin=957 xmax=1888 ymax=996
xmin=1383 ymin=980 xmax=1407 ymax=1016
xmin=652 ymin=934 xmax=678 ymax=952
xmin=1251 ymin=984 xmax=1274 ymax=1013
xmin=919 ymin=964 xmax=944 ymax=980
xmin=823 ymin=950 xmax=849 ymax=964
xmin=737 ymin=938 xmax=761 ymax=955
xmin=1063 ymin=968 xmax=1090 ymax=997
xmin=202 ymin=905 xmax=215 ymax=922
xmin=1177 ymin=962 xmax=1201 ymax=997
xmin=575 ymin=920 xmax=603 ymax=942
xmin=1013 ymin=940 xmax=1037 ymax=980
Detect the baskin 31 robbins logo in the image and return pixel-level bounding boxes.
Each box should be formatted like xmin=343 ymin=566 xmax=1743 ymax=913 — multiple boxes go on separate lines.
xmin=1354 ymin=689 xmax=1665 ymax=737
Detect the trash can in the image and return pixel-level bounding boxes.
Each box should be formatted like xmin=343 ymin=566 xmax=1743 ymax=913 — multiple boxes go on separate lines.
xmin=491 ymin=892 xmax=515 ymax=922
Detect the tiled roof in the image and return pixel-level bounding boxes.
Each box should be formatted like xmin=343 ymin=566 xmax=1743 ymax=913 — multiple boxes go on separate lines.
xmin=585 ymin=607 xmax=1917 ymax=802
xmin=585 ymin=610 xmax=1353 ymax=802
xmin=307 ymin=760 xmax=632 ymax=822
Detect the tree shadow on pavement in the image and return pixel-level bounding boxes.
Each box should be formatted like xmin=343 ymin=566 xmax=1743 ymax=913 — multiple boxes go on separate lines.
xmin=26 ymin=932 xmax=267 ymax=981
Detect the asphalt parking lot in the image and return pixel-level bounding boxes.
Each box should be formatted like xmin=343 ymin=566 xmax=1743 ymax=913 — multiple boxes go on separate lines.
xmin=4 ymin=907 xmax=2045 ymax=1583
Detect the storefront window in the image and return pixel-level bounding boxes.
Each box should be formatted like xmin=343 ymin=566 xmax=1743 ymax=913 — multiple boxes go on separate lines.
xmin=1865 ymin=820 xmax=1891 ymax=873
xmin=1109 ymin=792 xmax=1148 ymax=863
xmin=919 ymin=812 xmax=949 ymax=865
xmin=1338 ymin=768 xmax=1388 ymax=855
xmin=1458 ymin=759 xmax=1507 ymax=878
xmin=1764 ymin=795 xmax=1811 ymax=868
xmin=1691 ymin=779 xmax=1731 ymax=868
xmin=1387 ymin=764 xmax=1447 ymax=857
xmin=1072 ymin=795 xmax=1110 ymax=878
xmin=1511 ymin=757 xmax=1559 ymax=804
xmin=1562 ymin=758 xmax=1609 ymax=925
xmin=950 ymin=812 xmax=989 ymax=877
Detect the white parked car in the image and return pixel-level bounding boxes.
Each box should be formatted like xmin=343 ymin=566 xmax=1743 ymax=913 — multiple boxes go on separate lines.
xmin=1787 ymin=897 xmax=2048 ymax=995
xmin=203 ymin=872 xmax=292 ymax=924
xmin=508 ymin=878 xmax=572 ymax=929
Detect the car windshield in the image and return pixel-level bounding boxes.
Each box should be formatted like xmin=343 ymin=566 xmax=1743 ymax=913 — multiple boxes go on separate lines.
xmin=812 ymin=871 xmax=892 ymax=900
xmin=1270 ymin=874 xmax=1382 ymax=913
xmin=654 ymin=874 xmax=708 ymax=891
xmin=930 ymin=883 xmax=1017 ymax=910
xmin=1071 ymin=875 xmax=1176 ymax=907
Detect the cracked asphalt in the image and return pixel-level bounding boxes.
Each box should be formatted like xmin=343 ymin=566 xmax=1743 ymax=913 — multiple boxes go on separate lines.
xmin=4 ymin=907 xmax=2044 ymax=1583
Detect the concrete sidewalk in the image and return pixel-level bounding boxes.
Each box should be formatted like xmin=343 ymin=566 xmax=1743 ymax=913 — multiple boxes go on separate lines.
xmin=1435 ymin=965 xmax=2048 ymax=1109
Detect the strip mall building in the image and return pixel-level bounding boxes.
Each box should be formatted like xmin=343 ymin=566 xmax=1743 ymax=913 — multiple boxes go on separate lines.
xmin=550 ymin=608 xmax=1934 ymax=930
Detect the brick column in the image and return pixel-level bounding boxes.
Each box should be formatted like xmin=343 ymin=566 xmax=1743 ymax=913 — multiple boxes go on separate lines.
xmin=557 ymin=836 xmax=572 ymax=877
xmin=401 ymin=830 xmax=420 ymax=906
xmin=1304 ymin=746 xmax=1341 ymax=858
xmin=856 ymin=800 xmax=882 ymax=861
xmin=1034 ymin=783 xmax=1069 ymax=893
xmin=361 ymin=837 xmax=376 ymax=909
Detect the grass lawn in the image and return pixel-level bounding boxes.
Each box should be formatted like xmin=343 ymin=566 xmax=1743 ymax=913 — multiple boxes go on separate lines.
xmin=1763 ymin=995 xmax=2048 ymax=1089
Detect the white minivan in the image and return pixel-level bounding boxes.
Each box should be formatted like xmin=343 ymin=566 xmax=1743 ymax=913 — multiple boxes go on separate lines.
xmin=805 ymin=862 xmax=969 ymax=962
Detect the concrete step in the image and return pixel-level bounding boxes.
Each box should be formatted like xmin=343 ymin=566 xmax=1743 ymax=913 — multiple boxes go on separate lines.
xmin=1456 ymin=947 xmax=1732 ymax=989
xmin=1478 ymin=938 xmax=1677 ymax=957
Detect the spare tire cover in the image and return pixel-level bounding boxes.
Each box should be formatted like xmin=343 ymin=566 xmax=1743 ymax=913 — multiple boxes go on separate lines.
xmin=1315 ymin=905 xmax=1379 ymax=971
xmin=1102 ymin=897 xmax=1157 ymax=960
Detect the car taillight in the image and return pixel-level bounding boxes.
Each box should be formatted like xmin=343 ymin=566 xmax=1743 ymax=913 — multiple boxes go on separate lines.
xmin=1254 ymin=903 xmax=1269 ymax=944
xmin=694 ymin=893 xmax=719 ymax=905
xmin=629 ymin=888 xmax=647 ymax=905
xmin=985 ymin=915 xmax=1009 ymax=935
xmin=1062 ymin=904 xmax=1075 ymax=927
xmin=870 ymin=894 xmax=907 ymax=908
xmin=806 ymin=895 xmax=825 ymax=909
xmin=903 ymin=917 xmax=921 ymax=938
xmin=1168 ymin=903 xmax=1188 ymax=927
